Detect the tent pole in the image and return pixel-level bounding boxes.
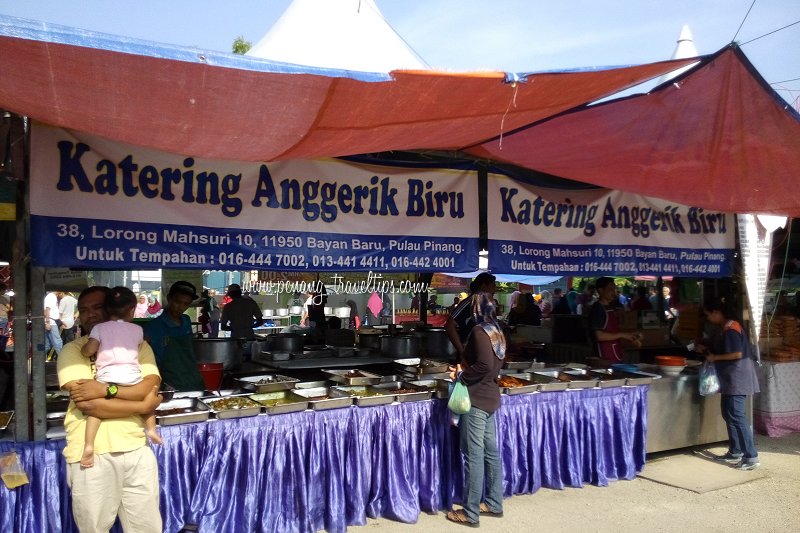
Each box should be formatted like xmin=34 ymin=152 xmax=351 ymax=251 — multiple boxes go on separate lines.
xmin=10 ymin=113 xmax=30 ymax=440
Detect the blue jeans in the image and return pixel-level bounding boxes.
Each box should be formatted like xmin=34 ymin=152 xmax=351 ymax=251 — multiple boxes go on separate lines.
xmin=459 ymin=406 xmax=503 ymax=523
xmin=44 ymin=322 xmax=63 ymax=355
xmin=720 ymin=394 xmax=758 ymax=460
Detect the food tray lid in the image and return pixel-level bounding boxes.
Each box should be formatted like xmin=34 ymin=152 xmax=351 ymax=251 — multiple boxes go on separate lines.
xmin=321 ymin=368 xmax=382 ymax=379
xmin=236 ymin=374 xmax=299 ymax=385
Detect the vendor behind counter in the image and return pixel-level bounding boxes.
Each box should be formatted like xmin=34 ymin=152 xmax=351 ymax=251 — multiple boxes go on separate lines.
xmin=143 ymin=281 xmax=205 ymax=391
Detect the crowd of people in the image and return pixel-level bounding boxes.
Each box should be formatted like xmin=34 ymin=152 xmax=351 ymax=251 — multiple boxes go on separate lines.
xmin=43 ymin=290 xmax=166 ymax=360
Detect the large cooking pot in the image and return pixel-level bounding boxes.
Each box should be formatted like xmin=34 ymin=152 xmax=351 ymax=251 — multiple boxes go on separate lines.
xmin=193 ymin=338 xmax=244 ymax=371
xmin=334 ymin=306 xmax=351 ymax=319
xmin=276 ymin=308 xmax=289 ymax=317
xmin=424 ymin=328 xmax=457 ymax=359
xmin=358 ymin=329 xmax=382 ymax=351
xmin=268 ymin=332 xmax=304 ymax=354
xmin=382 ymin=334 xmax=420 ymax=359
xmin=289 ymin=305 xmax=304 ymax=315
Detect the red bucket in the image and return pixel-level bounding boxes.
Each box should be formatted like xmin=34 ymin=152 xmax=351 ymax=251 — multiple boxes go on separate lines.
xmin=197 ymin=362 xmax=223 ymax=390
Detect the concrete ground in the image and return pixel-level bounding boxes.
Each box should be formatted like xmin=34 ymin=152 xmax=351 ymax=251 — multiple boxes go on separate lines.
xmin=353 ymin=432 xmax=800 ymax=533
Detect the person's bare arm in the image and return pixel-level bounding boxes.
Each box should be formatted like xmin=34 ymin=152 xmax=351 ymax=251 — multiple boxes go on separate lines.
xmin=63 ymin=374 xmax=161 ymax=403
xmin=595 ymin=330 xmax=639 ymax=343
xmin=73 ymin=385 xmax=162 ymax=419
xmin=80 ymin=338 xmax=100 ymax=358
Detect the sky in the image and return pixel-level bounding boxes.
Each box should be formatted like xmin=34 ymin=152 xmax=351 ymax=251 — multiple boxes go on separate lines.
xmin=0 ymin=0 xmax=798 ymax=106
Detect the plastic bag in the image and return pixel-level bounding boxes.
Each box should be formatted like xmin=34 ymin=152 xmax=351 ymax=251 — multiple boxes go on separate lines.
xmin=447 ymin=379 xmax=471 ymax=415
xmin=698 ymin=360 xmax=720 ymax=396
xmin=0 ymin=452 xmax=30 ymax=489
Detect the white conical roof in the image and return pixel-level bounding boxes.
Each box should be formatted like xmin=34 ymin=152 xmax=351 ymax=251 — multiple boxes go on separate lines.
xmin=658 ymin=25 xmax=700 ymax=84
xmin=246 ymin=0 xmax=428 ymax=73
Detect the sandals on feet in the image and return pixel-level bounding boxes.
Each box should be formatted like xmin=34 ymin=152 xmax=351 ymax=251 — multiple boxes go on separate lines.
xmin=479 ymin=502 xmax=504 ymax=517
xmin=446 ymin=510 xmax=479 ymax=528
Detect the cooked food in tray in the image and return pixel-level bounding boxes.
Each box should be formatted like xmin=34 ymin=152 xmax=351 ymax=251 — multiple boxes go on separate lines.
xmin=204 ymin=396 xmax=261 ymax=411
xmin=498 ymin=375 xmax=529 ymax=388
xmin=332 ymin=386 xmax=388 ymax=398
xmin=236 ymin=374 xmax=300 ymax=393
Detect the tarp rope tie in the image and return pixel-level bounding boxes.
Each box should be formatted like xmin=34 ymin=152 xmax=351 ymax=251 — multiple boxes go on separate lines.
xmin=498 ymin=77 xmax=521 ymax=151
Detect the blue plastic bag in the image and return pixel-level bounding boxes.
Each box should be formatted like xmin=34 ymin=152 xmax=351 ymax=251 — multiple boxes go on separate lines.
xmin=698 ymin=360 xmax=720 ymax=396
xmin=447 ymin=379 xmax=471 ymax=415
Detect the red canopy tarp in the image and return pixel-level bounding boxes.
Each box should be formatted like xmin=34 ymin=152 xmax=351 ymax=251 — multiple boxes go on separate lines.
xmin=0 ymin=15 xmax=693 ymax=162
xmin=468 ymin=46 xmax=800 ymax=216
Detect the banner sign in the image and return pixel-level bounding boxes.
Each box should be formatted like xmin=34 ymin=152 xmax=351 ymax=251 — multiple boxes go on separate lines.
xmin=30 ymin=124 xmax=479 ymax=272
xmin=488 ymin=173 xmax=735 ymax=278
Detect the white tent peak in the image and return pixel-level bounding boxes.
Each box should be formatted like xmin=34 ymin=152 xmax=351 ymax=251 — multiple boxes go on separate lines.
xmin=246 ymin=0 xmax=428 ymax=73
xmin=658 ymin=24 xmax=700 ymax=84
xmin=677 ymin=24 xmax=694 ymax=45
xmin=672 ymin=25 xmax=698 ymax=58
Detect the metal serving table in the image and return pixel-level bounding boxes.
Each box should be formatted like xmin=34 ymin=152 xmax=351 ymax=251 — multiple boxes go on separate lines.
xmin=645 ymin=369 xmax=750 ymax=453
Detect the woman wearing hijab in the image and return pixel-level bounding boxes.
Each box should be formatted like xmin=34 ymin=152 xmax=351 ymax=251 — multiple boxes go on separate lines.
xmin=539 ymin=290 xmax=553 ymax=319
xmin=146 ymin=295 xmax=162 ymax=317
xmin=346 ymin=299 xmax=361 ymax=330
xmin=446 ymin=293 xmax=506 ymax=527
xmin=134 ymin=294 xmax=149 ymax=318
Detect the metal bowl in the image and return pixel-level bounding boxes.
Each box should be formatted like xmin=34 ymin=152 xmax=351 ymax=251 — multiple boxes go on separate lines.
xmin=192 ymin=338 xmax=243 ymax=370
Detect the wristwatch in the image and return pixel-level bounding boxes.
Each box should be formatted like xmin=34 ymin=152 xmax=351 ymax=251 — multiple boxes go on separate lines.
xmin=105 ymin=383 xmax=119 ymax=399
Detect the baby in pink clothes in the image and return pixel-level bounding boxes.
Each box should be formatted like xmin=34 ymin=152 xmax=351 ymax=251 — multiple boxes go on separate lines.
xmin=80 ymin=286 xmax=161 ymax=467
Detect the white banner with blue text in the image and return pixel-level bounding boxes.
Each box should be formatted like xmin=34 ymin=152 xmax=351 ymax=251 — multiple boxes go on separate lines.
xmin=488 ymin=173 xmax=735 ymax=277
xmin=30 ymin=124 xmax=479 ymax=272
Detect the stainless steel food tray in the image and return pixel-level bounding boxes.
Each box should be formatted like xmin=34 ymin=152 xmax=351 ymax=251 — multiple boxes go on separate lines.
xmin=46 ymin=411 xmax=65 ymax=429
xmin=612 ymin=370 xmax=657 ymax=386
xmin=0 ymin=410 xmax=13 ymax=431
xmin=561 ymin=369 xmax=600 ymax=389
xmin=399 ymin=370 xmax=452 ymax=381
xmin=207 ymin=389 xmax=246 ymax=397
xmin=322 ymin=369 xmax=382 ymax=386
xmin=587 ymin=370 xmax=627 ymax=388
xmin=498 ymin=376 xmax=539 ymax=395
xmin=295 ymin=380 xmax=331 ymax=389
xmin=372 ymin=381 xmax=432 ymax=402
xmin=408 ymin=379 xmax=450 ymax=399
xmin=529 ymin=371 xmax=570 ymax=391
xmin=291 ymin=387 xmax=353 ymax=410
xmin=393 ymin=358 xmax=450 ymax=375
xmin=236 ymin=374 xmax=300 ymax=393
xmin=156 ymin=398 xmax=211 ymax=426
xmin=46 ymin=392 xmax=71 ymax=413
xmin=329 ymin=386 xmax=395 ymax=407
xmin=589 ymin=369 xmax=650 ymax=387
xmin=200 ymin=395 xmax=262 ymax=419
xmin=503 ymin=360 xmax=534 ymax=370
xmin=173 ymin=390 xmax=205 ymax=399
xmin=249 ymin=391 xmax=308 ymax=415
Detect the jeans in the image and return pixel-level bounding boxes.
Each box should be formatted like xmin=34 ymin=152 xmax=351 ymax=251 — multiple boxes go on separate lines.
xmin=44 ymin=321 xmax=63 ymax=355
xmin=459 ymin=406 xmax=503 ymax=523
xmin=720 ymin=394 xmax=758 ymax=460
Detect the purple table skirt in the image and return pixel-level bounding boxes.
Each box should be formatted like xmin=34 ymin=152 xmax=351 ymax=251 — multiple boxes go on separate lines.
xmin=0 ymin=386 xmax=647 ymax=533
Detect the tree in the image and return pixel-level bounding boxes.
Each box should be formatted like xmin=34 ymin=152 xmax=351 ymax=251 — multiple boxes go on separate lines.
xmin=232 ymin=36 xmax=251 ymax=55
